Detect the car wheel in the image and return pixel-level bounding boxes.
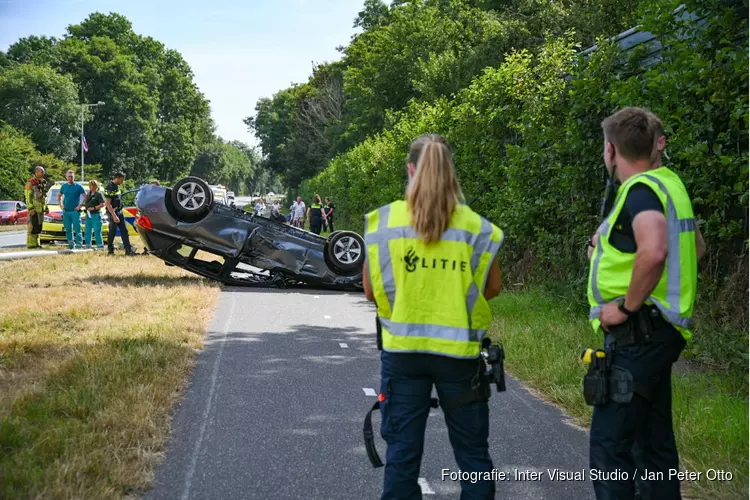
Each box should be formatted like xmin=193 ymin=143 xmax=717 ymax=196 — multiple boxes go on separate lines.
xmin=12 ymin=218 xmax=17 ymax=225
xmin=171 ymin=176 xmax=214 ymax=221
xmin=326 ymin=231 xmax=365 ymax=272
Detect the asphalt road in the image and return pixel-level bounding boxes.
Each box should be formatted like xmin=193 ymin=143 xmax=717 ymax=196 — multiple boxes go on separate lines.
xmin=145 ymin=288 xmax=594 ymax=500
xmin=0 ymin=230 xmax=25 ymax=248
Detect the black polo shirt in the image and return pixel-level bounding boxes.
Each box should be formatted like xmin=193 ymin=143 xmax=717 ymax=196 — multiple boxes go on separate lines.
xmin=608 ymin=184 xmax=664 ymax=253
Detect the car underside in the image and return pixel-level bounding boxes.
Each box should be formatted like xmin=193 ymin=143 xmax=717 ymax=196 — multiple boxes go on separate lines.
xmin=134 ymin=177 xmax=364 ymax=291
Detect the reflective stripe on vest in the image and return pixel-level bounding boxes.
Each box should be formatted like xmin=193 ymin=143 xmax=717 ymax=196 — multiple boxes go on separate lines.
xmin=587 ymin=168 xmax=697 ymax=340
xmin=365 ymin=201 xmax=503 ymax=358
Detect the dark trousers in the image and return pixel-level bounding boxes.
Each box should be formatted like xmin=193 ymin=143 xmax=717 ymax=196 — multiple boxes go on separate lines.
xmin=310 ymin=216 xmax=323 ymax=235
xmin=325 ymin=217 xmax=334 ymax=232
xmin=590 ymin=322 xmax=686 ymax=500
xmin=380 ymin=351 xmax=495 ymax=500
xmin=107 ymin=210 xmax=133 ymax=252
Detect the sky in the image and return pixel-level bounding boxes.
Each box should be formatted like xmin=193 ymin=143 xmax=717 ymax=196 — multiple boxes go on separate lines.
xmin=0 ymin=0 xmax=365 ymax=147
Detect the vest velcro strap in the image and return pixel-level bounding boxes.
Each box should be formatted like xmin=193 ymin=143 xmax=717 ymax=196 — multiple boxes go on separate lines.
xmin=363 ymin=397 xmax=440 ymax=468
xmin=363 ymin=401 xmax=384 ymax=468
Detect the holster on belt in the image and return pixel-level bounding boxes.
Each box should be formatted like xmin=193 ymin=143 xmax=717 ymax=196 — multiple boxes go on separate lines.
xmin=608 ymin=305 xmax=665 ymax=347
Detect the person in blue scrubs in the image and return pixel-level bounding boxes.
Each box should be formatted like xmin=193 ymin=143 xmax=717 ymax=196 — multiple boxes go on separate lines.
xmin=58 ymin=169 xmax=86 ymax=249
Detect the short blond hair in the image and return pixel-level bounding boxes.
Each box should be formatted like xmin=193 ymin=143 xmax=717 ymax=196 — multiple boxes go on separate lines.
xmin=88 ymin=180 xmax=99 ymax=190
xmin=601 ymin=107 xmax=664 ymax=162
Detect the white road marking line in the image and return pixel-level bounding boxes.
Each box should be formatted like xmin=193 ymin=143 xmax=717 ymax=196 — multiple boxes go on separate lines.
xmin=324 ymin=315 xmax=331 ymax=319
xmin=363 ymin=388 xmax=377 ymax=396
xmin=181 ymin=291 xmax=236 ymax=500
xmin=314 ymin=295 xmax=320 ymax=299
xmin=418 ymin=478 xmax=435 ymax=495
xmin=339 ymin=343 xmax=349 ymax=348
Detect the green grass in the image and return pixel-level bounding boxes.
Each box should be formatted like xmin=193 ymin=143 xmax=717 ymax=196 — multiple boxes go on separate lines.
xmin=0 ymin=254 xmax=220 ymax=498
xmin=488 ymin=288 xmax=748 ymax=500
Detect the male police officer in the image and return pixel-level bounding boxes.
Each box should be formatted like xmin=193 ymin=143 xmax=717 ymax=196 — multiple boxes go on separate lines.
xmin=105 ymin=171 xmax=136 ymax=256
xmin=587 ymin=107 xmax=705 ymax=500
xmin=25 ymin=166 xmax=49 ymax=248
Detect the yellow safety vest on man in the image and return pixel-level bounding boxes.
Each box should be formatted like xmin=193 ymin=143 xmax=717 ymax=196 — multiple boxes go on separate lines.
xmin=587 ymin=166 xmax=698 ymax=341
xmin=364 ymin=200 xmax=504 ymax=359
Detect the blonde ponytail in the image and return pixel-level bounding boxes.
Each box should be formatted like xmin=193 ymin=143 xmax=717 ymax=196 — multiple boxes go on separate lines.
xmin=406 ymin=135 xmax=463 ymax=244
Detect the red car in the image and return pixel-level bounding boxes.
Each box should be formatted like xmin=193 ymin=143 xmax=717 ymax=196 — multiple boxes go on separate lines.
xmin=0 ymin=201 xmax=29 ymax=225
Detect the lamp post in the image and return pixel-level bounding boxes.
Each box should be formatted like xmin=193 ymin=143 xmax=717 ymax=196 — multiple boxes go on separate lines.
xmin=80 ymin=101 xmax=105 ymax=182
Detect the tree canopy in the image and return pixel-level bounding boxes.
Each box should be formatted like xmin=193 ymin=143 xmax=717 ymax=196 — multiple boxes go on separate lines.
xmin=0 ymin=12 xmax=268 ymax=191
xmin=245 ymin=0 xmax=645 ymax=191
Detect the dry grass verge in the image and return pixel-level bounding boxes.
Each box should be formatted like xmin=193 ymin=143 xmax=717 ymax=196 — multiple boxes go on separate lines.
xmin=0 ymin=253 xmax=220 ymax=498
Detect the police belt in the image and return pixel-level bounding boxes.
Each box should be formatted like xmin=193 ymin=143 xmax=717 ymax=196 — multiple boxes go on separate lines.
xmin=365 ymin=317 xmax=496 ymax=468
xmin=607 ymin=304 xmax=670 ymax=347
xmin=584 ymin=305 xmax=671 ymax=406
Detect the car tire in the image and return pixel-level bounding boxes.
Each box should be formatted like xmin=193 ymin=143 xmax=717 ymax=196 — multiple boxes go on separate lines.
xmin=326 ymin=231 xmax=365 ymax=273
xmin=171 ymin=177 xmax=214 ymax=221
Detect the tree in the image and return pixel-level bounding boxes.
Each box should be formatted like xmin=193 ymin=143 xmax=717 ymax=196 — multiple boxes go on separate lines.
xmin=0 ymin=124 xmax=37 ymax=201
xmin=5 ymin=35 xmax=60 ymax=67
xmin=247 ymin=0 xmax=648 ymax=193
xmin=354 ymin=0 xmax=391 ymax=30
xmin=0 ymin=64 xmax=82 ymax=160
xmin=5 ymin=12 xmax=215 ymax=183
xmin=190 ymin=139 xmax=256 ymax=195
xmin=245 ymin=62 xmax=346 ymax=190
xmin=0 ymin=123 xmax=83 ymax=201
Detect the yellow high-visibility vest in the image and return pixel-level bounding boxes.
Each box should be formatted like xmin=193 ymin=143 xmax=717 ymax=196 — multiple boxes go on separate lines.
xmin=365 ymin=200 xmax=504 ymax=358
xmin=587 ymin=167 xmax=698 ymax=341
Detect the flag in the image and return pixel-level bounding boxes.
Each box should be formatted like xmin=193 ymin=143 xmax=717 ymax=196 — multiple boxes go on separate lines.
xmin=82 ymin=135 xmax=89 ymax=153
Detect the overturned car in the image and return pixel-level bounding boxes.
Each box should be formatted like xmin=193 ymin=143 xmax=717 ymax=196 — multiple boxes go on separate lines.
xmin=133 ymin=177 xmax=364 ymax=290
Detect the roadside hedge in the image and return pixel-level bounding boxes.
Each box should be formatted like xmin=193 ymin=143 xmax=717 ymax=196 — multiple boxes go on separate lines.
xmin=302 ymin=0 xmax=748 ymax=370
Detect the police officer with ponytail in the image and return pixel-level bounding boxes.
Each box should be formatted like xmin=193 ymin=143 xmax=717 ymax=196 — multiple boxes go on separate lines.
xmin=587 ymin=108 xmax=706 ymax=500
xmin=363 ymin=134 xmax=503 ymax=500
xmin=307 ymin=194 xmax=325 ymax=235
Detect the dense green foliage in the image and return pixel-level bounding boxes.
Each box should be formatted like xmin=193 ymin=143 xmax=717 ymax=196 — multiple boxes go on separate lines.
xmin=295 ymin=0 xmax=748 ymax=369
xmin=0 ymin=64 xmax=81 ymax=161
xmin=0 ymin=12 xmax=273 ymax=197
xmin=0 ymin=123 xmax=90 ymax=201
xmin=246 ymin=0 xmax=643 ymax=191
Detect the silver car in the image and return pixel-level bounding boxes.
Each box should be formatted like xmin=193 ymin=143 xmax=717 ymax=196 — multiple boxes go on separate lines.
xmin=134 ymin=177 xmax=364 ymax=290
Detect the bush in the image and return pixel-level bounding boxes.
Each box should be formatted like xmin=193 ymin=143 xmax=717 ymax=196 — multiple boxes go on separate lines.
xmin=302 ymin=0 xmax=748 ymax=370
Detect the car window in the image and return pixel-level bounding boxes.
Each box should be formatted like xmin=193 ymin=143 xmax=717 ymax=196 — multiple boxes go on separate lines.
xmin=20 ymin=203 xmax=26 ymax=210
xmin=47 ymin=188 xmax=60 ymax=204
xmin=0 ymin=202 xmax=14 ymax=211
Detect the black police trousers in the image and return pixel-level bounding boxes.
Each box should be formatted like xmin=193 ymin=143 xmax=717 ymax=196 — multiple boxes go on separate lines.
xmin=589 ymin=321 xmax=686 ymax=500
xmin=107 ymin=210 xmax=134 ymax=252
xmin=310 ymin=216 xmax=323 ymax=235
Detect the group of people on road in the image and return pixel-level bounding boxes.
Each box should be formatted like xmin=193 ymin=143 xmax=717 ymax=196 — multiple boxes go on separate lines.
xmin=288 ymin=195 xmax=335 ymax=235
xmin=364 ymin=107 xmax=704 ymax=500
xmin=247 ymin=195 xmax=336 ymax=236
xmin=25 ymin=168 xmax=137 ymax=256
